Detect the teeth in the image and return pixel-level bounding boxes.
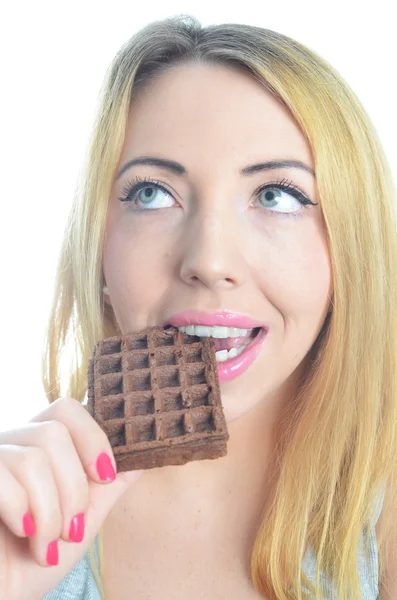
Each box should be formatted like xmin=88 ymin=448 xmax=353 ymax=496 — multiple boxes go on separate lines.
xmin=215 ymin=345 xmax=247 ymax=363
xmin=177 ymin=325 xmax=257 ymax=363
xmin=178 ymin=325 xmax=249 ymax=338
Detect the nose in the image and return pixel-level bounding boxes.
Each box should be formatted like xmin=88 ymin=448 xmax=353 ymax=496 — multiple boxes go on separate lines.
xmin=179 ymin=209 xmax=247 ymax=290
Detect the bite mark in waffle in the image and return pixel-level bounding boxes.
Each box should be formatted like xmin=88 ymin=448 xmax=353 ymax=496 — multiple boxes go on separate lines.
xmin=87 ymin=326 xmax=229 ymax=471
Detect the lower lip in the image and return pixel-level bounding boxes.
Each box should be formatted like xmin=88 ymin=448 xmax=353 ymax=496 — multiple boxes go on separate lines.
xmin=216 ymin=327 xmax=269 ymax=383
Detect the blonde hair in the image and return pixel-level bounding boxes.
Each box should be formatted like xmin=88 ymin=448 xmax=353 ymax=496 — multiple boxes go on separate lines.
xmin=42 ymin=14 xmax=397 ymax=600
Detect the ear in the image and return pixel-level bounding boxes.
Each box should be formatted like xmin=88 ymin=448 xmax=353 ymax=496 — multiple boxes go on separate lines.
xmin=102 ymin=285 xmax=112 ymax=306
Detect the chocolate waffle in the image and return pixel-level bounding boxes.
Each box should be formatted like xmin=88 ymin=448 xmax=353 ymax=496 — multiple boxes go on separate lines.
xmin=87 ymin=326 xmax=229 ymax=471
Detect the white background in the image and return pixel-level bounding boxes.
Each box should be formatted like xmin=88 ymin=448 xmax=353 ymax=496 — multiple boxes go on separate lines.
xmin=0 ymin=1 xmax=395 ymax=431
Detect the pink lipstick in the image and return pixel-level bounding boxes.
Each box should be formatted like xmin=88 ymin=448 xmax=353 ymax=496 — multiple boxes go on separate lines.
xmin=215 ymin=326 xmax=268 ymax=382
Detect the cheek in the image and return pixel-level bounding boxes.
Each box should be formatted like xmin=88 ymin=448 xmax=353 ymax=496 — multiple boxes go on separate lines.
xmin=102 ymin=225 xmax=172 ymax=328
xmin=249 ymin=220 xmax=332 ymax=314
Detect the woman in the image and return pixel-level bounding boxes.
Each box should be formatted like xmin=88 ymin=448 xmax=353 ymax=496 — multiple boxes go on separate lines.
xmin=1 ymin=14 xmax=396 ymax=600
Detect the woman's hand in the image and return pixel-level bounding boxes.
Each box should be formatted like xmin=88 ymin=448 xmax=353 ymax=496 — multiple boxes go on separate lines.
xmin=0 ymin=396 xmax=142 ymax=600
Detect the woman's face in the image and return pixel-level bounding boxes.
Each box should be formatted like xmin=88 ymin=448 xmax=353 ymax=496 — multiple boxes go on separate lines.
xmin=103 ymin=63 xmax=333 ymax=423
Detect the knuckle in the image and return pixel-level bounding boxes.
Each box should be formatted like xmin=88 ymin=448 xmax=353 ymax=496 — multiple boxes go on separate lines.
xmin=19 ymin=446 xmax=48 ymax=471
xmin=51 ymin=396 xmax=82 ymax=416
xmin=40 ymin=419 xmax=70 ymax=443
xmin=56 ymin=396 xmax=81 ymax=408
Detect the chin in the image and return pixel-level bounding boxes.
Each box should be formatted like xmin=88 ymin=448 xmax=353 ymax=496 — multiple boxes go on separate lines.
xmin=220 ymin=389 xmax=261 ymax=424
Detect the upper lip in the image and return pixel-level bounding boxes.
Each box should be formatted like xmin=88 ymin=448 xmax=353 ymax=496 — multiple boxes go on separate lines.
xmin=163 ymin=310 xmax=268 ymax=330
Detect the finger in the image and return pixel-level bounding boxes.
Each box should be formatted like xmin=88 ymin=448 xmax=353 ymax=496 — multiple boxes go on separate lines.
xmin=0 ymin=444 xmax=63 ymax=567
xmin=28 ymin=397 xmax=118 ymax=485
xmin=0 ymin=457 xmax=32 ymax=539
xmin=1 ymin=420 xmax=89 ymax=546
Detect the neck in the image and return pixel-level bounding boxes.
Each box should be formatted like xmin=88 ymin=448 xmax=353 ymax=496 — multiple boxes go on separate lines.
xmin=150 ymin=363 xmax=305 ymax=499
xmin=130 ymin=393 xmax=283 ymax=521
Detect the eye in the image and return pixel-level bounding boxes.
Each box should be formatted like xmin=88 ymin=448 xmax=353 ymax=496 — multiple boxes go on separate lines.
xmin=118 ymin=175 xmax=318 ymax=216
xmin=118 ymin=176 xmax=175 ymax=210
xmin=253 ymin=179 xmax=316 ymax=218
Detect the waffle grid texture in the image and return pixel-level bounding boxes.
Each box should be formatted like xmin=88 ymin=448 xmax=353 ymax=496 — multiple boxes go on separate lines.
xmin=87 ymin=326 xmax=229 ymax=471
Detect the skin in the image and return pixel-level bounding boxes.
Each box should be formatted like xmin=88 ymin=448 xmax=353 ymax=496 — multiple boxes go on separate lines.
xmin=101 ymin=63 xmax=333 ymax=599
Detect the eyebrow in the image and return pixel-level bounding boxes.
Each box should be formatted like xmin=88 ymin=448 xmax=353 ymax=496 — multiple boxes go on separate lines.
xmin=115 ymin=156 xmax=316 ymax=181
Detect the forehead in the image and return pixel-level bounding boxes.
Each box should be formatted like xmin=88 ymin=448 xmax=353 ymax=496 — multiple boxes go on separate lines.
xmin=120 ymin=64 xmax=314 ymax=173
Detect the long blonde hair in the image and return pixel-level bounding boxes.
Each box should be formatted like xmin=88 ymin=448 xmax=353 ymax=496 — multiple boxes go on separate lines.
xmin=42 ymin=14 xmax=397 ymax=599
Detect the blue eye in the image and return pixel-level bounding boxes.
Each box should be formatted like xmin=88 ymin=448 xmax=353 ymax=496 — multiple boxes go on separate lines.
xmin=255 ymin=181 xmax=316 ymax=217
xmin=118 ymin=175 xmax=318 ymax=217
xmin=118 ymin=177 xmax=174 ymax=210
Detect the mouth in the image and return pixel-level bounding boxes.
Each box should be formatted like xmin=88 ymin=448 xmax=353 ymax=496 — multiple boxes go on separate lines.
xmin=163 ymin=311 xmax=269 ymax=383
xmin=177 ymin=325 xmax=260 ymax=360
xmin=176 ymin=324 xmax=269 ymax=383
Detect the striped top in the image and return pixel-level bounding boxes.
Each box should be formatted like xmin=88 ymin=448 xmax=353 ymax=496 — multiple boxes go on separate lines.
xmin=43 ymin=490 xmax=385 ymax=600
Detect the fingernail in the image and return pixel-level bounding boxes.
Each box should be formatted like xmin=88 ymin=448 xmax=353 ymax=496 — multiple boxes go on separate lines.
xmin=23 ymin=512 xmax=36 ymax=537
xmin=96 ymin=452 xmax=116 ymax=481
xmin=46 ymin=540 xmax=59 ymax=566
xmin=69 ymin=512 xmax=85 ymax=543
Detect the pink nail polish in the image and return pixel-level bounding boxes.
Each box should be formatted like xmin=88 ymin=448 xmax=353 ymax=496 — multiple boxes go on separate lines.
xmin=46 ymin=540 xmax=59 ymax=566
xmin=96 ymin=452 xmax=116 ymax=481
xmin=23 ymin=512 xmax=36 ymax=536
xmin=69 ymin=513 xmax=85 ymax=542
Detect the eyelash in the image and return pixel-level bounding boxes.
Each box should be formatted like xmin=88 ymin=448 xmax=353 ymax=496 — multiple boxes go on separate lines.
xmin=117 ymin=175 xmax=318 ymax=218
